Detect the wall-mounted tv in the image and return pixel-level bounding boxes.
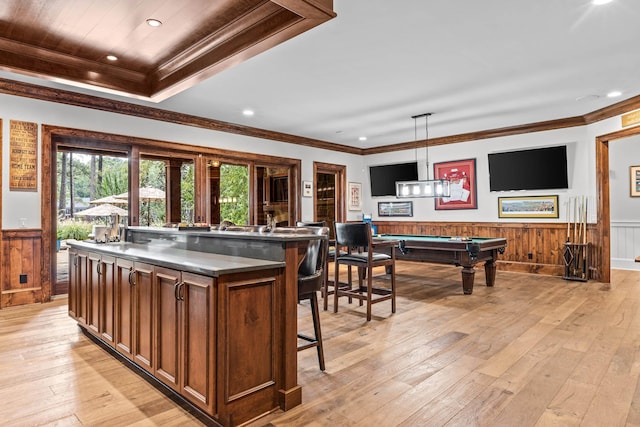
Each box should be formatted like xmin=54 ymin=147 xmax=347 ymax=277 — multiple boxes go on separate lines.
xmin=369 ymin=162 xmax=419 ymax=197
xmin=488 ymin=145 xmax=568 ymax=191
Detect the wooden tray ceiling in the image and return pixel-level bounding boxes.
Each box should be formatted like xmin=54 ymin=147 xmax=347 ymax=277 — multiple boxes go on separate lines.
xmin=0 ymin=0 xmax=335 ymax=102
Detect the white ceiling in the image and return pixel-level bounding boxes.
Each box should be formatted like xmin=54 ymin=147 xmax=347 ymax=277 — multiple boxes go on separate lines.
xmin=3 ymin=0 xmax=640 ymax=150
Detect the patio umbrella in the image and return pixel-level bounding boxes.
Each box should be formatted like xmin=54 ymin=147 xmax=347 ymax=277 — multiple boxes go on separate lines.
xmin=89 ymin=195 xmax=129 ymax=205
xmin=115 ymin=187 xmax=165 ymax=225
xmin=114 ymin=186 xmax=166 ymax=201
xmin=74 ymin=203 xmax=128 ymax=217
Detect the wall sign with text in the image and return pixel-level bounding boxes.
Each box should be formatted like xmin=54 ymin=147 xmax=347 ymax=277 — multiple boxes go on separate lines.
xmin=10 ymin=120 xmax=38 ymax=191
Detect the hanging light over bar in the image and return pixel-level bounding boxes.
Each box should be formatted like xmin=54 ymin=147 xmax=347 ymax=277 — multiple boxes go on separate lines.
xmin=395 ymin=113 xmax=450 ymax=198
xmin=396 ymin=179 xmax=450 ymax=198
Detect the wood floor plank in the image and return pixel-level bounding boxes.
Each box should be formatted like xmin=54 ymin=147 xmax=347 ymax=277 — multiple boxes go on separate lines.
xmin=2 ymin=264 xmax=640 ymax=427
xmin=475 ymin=320 xmax=556 ymax=378
xmin=535 ymin=379 xmax=598 ymax=426
xmin=580 ymin=371 xmax=638 ymax=427
xmin=396 ymin=371 xmax=497 ymax=426
xmin=488 ymin=348 xmax=584 ymax=426
xmin=353 ymin=355 xmax=484 ymax=426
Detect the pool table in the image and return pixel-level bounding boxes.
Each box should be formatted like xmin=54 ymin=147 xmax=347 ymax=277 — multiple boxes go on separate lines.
xmin=374 ymin=234 xmax=507 ymax=294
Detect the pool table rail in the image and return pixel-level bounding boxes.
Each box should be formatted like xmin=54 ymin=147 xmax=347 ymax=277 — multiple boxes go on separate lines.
xmin=374 ymin=234 xmax=507 ymax=294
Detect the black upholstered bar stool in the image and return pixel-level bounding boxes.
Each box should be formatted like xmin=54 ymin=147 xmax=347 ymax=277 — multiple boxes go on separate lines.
xmin=333 ymin=222 xmax=396 ymax=321
xmin=295 ymin=225 xmax=330 ymax=370
xmin=296 ymin=221 xmax=333 ymax=310
xmin=271 ymin=225 xmax=329 ymax=369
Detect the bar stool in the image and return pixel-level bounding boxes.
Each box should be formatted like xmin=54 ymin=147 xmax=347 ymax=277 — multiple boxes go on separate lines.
xmin=297 ymin=221 xmax=332 ymax=310
xmin=295 ymin=225 xmax=330 ymax=370
xmin=333 ymin=222 xmax=396 ymax=321
xmin=272 ymin=225 xmax=329 ymax=369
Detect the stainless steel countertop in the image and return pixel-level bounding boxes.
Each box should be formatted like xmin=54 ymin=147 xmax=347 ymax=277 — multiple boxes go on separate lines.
xmin=67 ymin=240 xmax=285 ymax=277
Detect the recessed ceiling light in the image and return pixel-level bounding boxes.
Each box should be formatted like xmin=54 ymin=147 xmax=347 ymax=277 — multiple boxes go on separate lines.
xmin=575 ymin=94 xmax=600 ymax=102
xmin=106 ymin=55 xmax=118 ymax=61
xmin=242 ymin=109 xmax=255 ymax=116
xmin=146 ymin=18 xmax=163 ymax=27
xmin=592 ymin=0 xmax=613 ymax=5
xmin=358 ymin=136 xmax=367 ymax=141
xmin=607 ymin=90 xmax=622 ymax=98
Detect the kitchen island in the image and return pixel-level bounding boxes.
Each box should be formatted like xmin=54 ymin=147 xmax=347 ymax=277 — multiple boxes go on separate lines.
xmin=67 ymin=227 xmax=321 ymax=426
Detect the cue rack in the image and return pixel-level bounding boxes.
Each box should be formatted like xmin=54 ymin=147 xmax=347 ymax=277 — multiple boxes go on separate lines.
xmin=563 ymin=195 xmax=590 ymax=281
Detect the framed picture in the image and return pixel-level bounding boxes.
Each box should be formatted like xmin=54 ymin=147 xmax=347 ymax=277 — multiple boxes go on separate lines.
xmin=498 ymin=195 xmax=559 ymax=218
xmin=631 ymin=165 xmax=640 ymax=197
xmin=348 ymin=182 xmax=362 ymax=211
xmin=434 ymin=158 xmax=477 ymax=210
xmin=378 ymin=201 xmax=413 ymax=217
xmin=302 ymin=180 xmax=313 ymax=197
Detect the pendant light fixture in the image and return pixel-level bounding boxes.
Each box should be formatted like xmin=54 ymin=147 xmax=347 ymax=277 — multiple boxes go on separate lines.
xmin=395 ymin=113 xmax=450 ymax=198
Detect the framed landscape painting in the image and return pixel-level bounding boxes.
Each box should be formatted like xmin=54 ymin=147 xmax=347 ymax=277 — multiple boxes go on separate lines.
xmin=434 ymin=158 xmax=477 ymax=210
xmin=631 ymin=165 xmax=640 ymax=197
xmin=378 ymin=201 xmax=413 ymax=217
xmin=498 ymin=195 xmax=559 ymax=218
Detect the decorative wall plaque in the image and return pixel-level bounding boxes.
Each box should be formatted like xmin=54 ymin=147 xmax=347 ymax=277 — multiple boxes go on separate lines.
xmin=622 ymin=110 xmax=640 ymax=128
xmin=10 ymin=120 xmax=38 ymax=191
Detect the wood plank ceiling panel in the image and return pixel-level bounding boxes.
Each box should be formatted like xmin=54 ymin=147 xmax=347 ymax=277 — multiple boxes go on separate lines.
xmin=0 ymin=0 xmax=335 ymax=101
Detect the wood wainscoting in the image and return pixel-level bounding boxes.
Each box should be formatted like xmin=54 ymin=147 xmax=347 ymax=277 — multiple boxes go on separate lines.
xmin=1 ymin=229 xmax=47 ymax=308
xmin=375 ymin=221 xmax=600 ymax=281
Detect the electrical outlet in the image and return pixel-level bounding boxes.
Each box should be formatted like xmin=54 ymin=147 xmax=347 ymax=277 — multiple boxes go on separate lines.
xmin=527 ymin=253 xmax=533 ymax=260
xmin=19 ymin=274 xmax=28 ymax=284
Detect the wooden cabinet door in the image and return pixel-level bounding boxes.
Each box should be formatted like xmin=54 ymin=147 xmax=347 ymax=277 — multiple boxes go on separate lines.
xmin=68 ymin=248 xmax=79 ymax=320
xmin=217 ymin=269 xmax=280 ymax=424
xmin=181 ymin=272 xmax=216 ymax=414
xmin=155 ymin=266 xmax=181 ymax=392
xmin=114 ymin=257 xmax=135 ymax=359
xmin=86 ymin=252 xmax=102 ymax=335
xmin=100 ymin=255 xmax=116 ymax=346
xmin=76 ymin=251 xmax=89 ymax=327
xmin=133 ymin=261 xmax=154 ymax=373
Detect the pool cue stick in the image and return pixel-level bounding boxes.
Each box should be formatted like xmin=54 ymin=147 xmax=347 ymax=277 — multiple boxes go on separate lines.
xmin=572 ymin=197 xmax=578 ymax=242
xmin=583 ymin=197 xmax=588 ymax=278
xmin=573 ymin=196 xmax=582 ymax=243
xmin=583 ymin=197 xmax=588 ymax=244
xmin=565 ymin=197 xmax=572 ymax=276
xmin=576 ymin=196 xmax=584 ymax=275
xmin=567 ymin=197 xmax=571 ymax=242
xmin=581 ymin=196 xmax=584 ymax=240
xmin=571 ymin=197 xmax=578 ymax=277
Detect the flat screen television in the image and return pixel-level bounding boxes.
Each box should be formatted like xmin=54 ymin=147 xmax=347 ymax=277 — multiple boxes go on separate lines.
xmin=488 ymin=145 xmax=568 ymax=191
xmin=369 ymin=162 xmax=419 ymax=197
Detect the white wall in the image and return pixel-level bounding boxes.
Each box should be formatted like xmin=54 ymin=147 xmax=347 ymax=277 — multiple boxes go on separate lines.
xmin=0 ymin=92 xmax=365 ymax=228
xmin=609 ymin=133 xmax=640 ymax=270
xmin=610 ymin=133 xmax=640 ymax=222
xmin=361 ymin=125 xmax=604 ymax=224
xmin=0 ymin=90 xmax=633 ymax=236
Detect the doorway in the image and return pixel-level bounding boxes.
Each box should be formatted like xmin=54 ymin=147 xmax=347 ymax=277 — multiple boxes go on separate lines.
xmin=596 ymin=124 xmax=640 ymax=283
xmin=313 ymin=162 xmax=346 ymax=236
xmin=54 ymin=148 xmax=130 ymax=295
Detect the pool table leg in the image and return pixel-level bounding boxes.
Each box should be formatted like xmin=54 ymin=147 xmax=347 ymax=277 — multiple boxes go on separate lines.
xmin=484 ymin=259 xmax=497 ymax=286
xmin=461 ymin=267 xmax=475 ymax=294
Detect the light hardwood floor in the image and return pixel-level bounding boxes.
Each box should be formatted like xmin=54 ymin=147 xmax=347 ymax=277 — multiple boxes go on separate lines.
xmin=2 ymin=262 xmax=640 ymax=426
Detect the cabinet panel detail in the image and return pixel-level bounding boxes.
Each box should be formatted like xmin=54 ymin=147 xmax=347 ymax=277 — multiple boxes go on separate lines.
xmin=133 ymin=262 xmax=154 ymax=373
xmin=181 ymin=271 xmax=216 ymax=414
xmin=114 ymin=258 xmax=134 ymax=359
xmin=221 ymin=275 xmax=277 ymax=402
xmin=155 ymin=266 xmax=181 ymax=391
xmin=1 ymin=229 xmax=44 ymax=308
